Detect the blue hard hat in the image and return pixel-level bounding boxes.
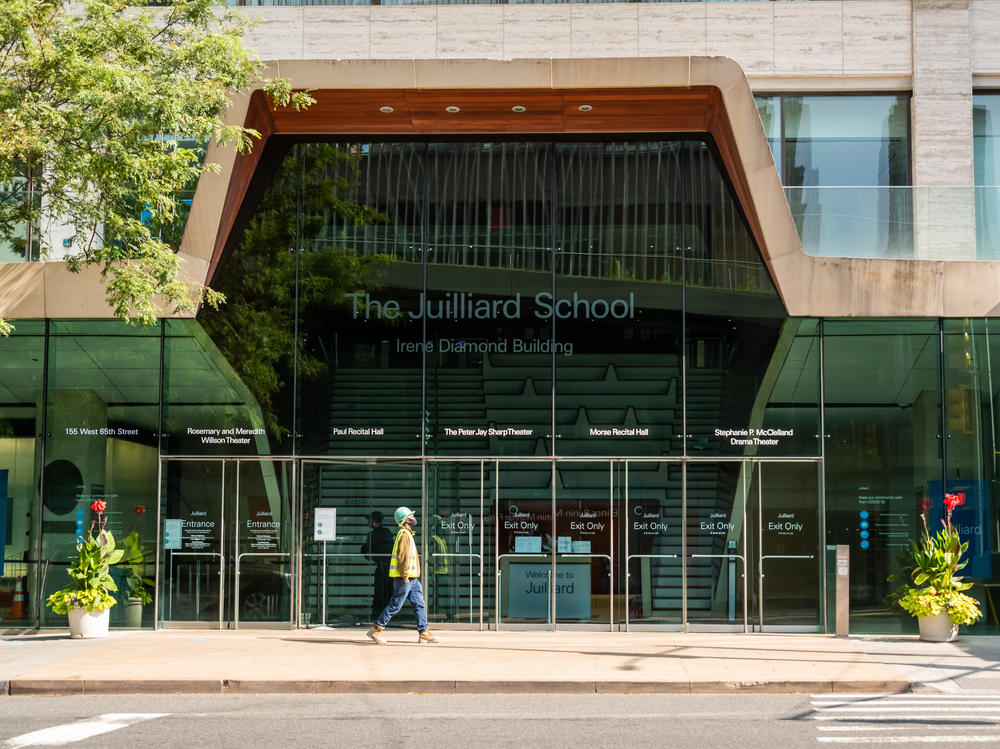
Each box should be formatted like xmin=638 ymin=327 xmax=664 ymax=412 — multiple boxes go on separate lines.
xmin=394 ymin=506 xmax=415 ymax=526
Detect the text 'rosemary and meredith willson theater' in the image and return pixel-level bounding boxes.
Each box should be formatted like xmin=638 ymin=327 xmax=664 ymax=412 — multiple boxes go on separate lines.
xmin=4 ymin=0 xmax=1000 ymax=636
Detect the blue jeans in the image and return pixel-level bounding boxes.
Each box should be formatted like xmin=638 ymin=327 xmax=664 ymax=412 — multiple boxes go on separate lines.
xmin=374 ymin=577 xmax=428 ymax=632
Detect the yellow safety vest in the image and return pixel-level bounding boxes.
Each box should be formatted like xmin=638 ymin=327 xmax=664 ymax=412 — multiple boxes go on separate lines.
xmin=389 ymin=526 xmax=420 ymax=578
xmin=432 ymin=534 xmax=449 ymax=574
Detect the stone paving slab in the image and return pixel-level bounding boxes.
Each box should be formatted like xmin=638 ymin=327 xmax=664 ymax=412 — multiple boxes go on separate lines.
xmin=1 ymin=630 xmax=918 ymax=695
xmin=849 ymin=635 xmax=1000 ymax=693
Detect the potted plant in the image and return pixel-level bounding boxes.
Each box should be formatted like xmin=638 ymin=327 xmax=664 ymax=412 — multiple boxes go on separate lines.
xmin=46 ymin=499 xmax=125 ymax=638
xmin=122 ymin=505 xmax=153 ymax=627
xmin=890 ymin=492 xmax=982 ymax=642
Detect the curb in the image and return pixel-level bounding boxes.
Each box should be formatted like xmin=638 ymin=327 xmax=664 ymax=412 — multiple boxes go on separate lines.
xmin=5 ymin=678 xmax=913 ymax=696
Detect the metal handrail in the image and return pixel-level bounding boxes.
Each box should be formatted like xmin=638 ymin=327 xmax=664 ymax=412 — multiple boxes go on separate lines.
xmin=760 ymin=554 xmax=815 ymax=562
xmin=432 ymin=552 xmax=482 ymax=562
xmin=691 ymin=553 xmax=745 ymax=561
xmin=302 ymin=553 xmax=393 ymax=558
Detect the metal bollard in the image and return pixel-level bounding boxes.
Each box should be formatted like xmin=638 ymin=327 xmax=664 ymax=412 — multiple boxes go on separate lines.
xmin=835 ymin=545 xmax=849 ymax=637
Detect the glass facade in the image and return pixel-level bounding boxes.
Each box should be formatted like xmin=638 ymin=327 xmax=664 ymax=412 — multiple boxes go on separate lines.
xmin=975 ymin=94 xmax=1000 ymax=258
xmin=756 ymin=94 xmax=912 ymax=259
xmin=1 ymin=136 xmax=998 ymax=635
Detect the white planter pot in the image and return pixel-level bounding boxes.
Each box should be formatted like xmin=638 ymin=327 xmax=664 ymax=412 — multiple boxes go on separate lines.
xmin=918 ymin=612 xmax=958 ymax=642
xmin=125 ymin=597 xmax=143 ymax=628
xmin=67 ymin=606 xmax=111 ymax=639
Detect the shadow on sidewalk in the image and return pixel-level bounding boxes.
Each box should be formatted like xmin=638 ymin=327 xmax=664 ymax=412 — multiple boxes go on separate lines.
xmin=279 ymin=634 xmax=888 ymax=672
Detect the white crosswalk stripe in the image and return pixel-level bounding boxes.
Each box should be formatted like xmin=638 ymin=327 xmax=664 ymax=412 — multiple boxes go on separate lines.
xmin=3 ymin=713 xmax=167 ymax=748
xmin=808 ymin=693 xmax=1000 ymax=744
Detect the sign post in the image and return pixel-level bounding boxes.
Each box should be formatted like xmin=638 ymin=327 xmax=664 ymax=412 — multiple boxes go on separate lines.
xmin=313 ymin=509 xmax=337 ymax=627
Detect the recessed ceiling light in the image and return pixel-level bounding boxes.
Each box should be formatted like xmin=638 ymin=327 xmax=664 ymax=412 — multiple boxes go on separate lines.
xmin=512 ymin=105 xmax=526 ymax=113
xmin=379 ymin=106 xmax=394 ymax=113
xmin=445 ymin=106 xmax=460 ymax=113
xmin=578 ymin=104 xmax=593 ymax=112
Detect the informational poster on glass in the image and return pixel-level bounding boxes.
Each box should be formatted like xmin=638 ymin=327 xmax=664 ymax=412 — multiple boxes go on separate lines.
xmin=506 ymin=563 xmax=591 ymax=619
xmin=163 ymin=518 xmax=182 ymax=550
xmin=245 ymin=508 xmax=280 ymax=551
xmin=178 ymin=511 xmax=218 ymax=550
xmin=80 ymin=489 xmax=124 ymax=537
xmin=763 ymin=509 xmax=809 ymax=557
xmin=698 ymin=511 xmax=734 ymax=538
xmin=853 ymin=486 xmax=908 ymax=553
xmin=630 ymin=502 xmax=673 ymax=542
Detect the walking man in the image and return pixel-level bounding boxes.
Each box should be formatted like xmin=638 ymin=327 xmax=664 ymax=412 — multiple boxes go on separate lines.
xmin=367 ymin=506 xmax=438 ymax=644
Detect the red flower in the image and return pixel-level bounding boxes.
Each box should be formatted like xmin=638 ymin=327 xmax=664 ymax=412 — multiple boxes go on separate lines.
xmin=90 ymin=499 xmax=107 ymax=514
xmin=944 ymin=492 xmax=967 ymax=512
xmin=918 ymin=497 xmax=931 ymax=514
xmin=133 ymin=504 xmax=146 ymax=515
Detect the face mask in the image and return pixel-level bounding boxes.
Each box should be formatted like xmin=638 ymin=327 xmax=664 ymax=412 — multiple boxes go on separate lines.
xmin=409 ymin=517 xmax=418 ymax=527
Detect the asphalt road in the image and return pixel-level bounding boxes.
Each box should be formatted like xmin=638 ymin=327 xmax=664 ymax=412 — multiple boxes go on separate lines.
xmin=2 ymin=693 xmax=1000 ymax=748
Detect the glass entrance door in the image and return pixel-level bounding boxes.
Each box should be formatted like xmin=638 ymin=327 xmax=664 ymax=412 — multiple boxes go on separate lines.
xmin=683 ymin=460 xmax=822 ymax=632
xmin=748 ymin=461 xmax=822 ymax=631
xmin=300 ymin=459 xmax=423 ymax=628
xmin=158 ymin=459 xmax=295 ymax=628
xmin=685 ymin=461 xmax=750 ymax=631
xmin=496 ymin=461 xmax=553 ymax=627
xmin=554 ymin=462 xmax=614 ymax=628
xmin=426 ymin=461 xmax=492 ymax=628
xmin=620 ymin=460 xmax=683 ymax=629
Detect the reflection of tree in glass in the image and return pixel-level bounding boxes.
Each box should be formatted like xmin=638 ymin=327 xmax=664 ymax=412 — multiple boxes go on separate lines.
xmin=200 ymin=144 xmax=387 ymax=438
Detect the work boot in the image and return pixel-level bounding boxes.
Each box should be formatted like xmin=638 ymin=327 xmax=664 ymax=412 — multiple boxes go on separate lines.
xmin=417 ymin=629 xmax=438 ymax=644
xmin=367 ymin=625 xmax=386 ymax=645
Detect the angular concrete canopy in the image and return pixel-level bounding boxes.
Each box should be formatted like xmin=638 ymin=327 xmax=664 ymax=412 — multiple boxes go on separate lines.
xmin=5 ymin=57 xmax=1000 ymax=320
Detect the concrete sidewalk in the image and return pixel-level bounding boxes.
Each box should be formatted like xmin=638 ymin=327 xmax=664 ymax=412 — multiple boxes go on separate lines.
xmin=1 ymin=629 xmax=997 ymax=696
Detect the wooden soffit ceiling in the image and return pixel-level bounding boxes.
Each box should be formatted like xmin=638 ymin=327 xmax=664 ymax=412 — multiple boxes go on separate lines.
xmin=210 ymin=86 xmax=752 ymax=281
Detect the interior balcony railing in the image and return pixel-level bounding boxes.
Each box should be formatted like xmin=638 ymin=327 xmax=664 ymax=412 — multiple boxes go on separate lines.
xmin=785 ymin=186 xmax=1000 ymax=262
xmin=8 ymin=186 xmax=1000 ymax=266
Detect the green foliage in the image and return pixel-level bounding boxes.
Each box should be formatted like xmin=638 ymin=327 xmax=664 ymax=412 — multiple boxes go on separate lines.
xmin=198 ymin=144 xmax=387 ymax=438
xmin=46 ymin=526 xmax=126 ymax=614
xmin=908 ymin=521 xmax=970 ymax=591
xmin=122 ymin=531 xmax=153 ymax=605
xmin=889 ymin=499 xmax=983 ymax=627
xmin=0 ymin=0 xmax=315 ymax=333
xmin=898 ymin=586 xmax=982 ymax=626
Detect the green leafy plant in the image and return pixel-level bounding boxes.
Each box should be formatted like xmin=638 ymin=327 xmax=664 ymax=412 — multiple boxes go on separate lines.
xmin=889 ymin=493 xmax=982 ymax=626
xmin=0 ymin=0 xmax=316 ymax=335
xmin=122 ymin=531 xmax=153 ymax=605
xmin=46 ymin=500 xmax=126 ymax=614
